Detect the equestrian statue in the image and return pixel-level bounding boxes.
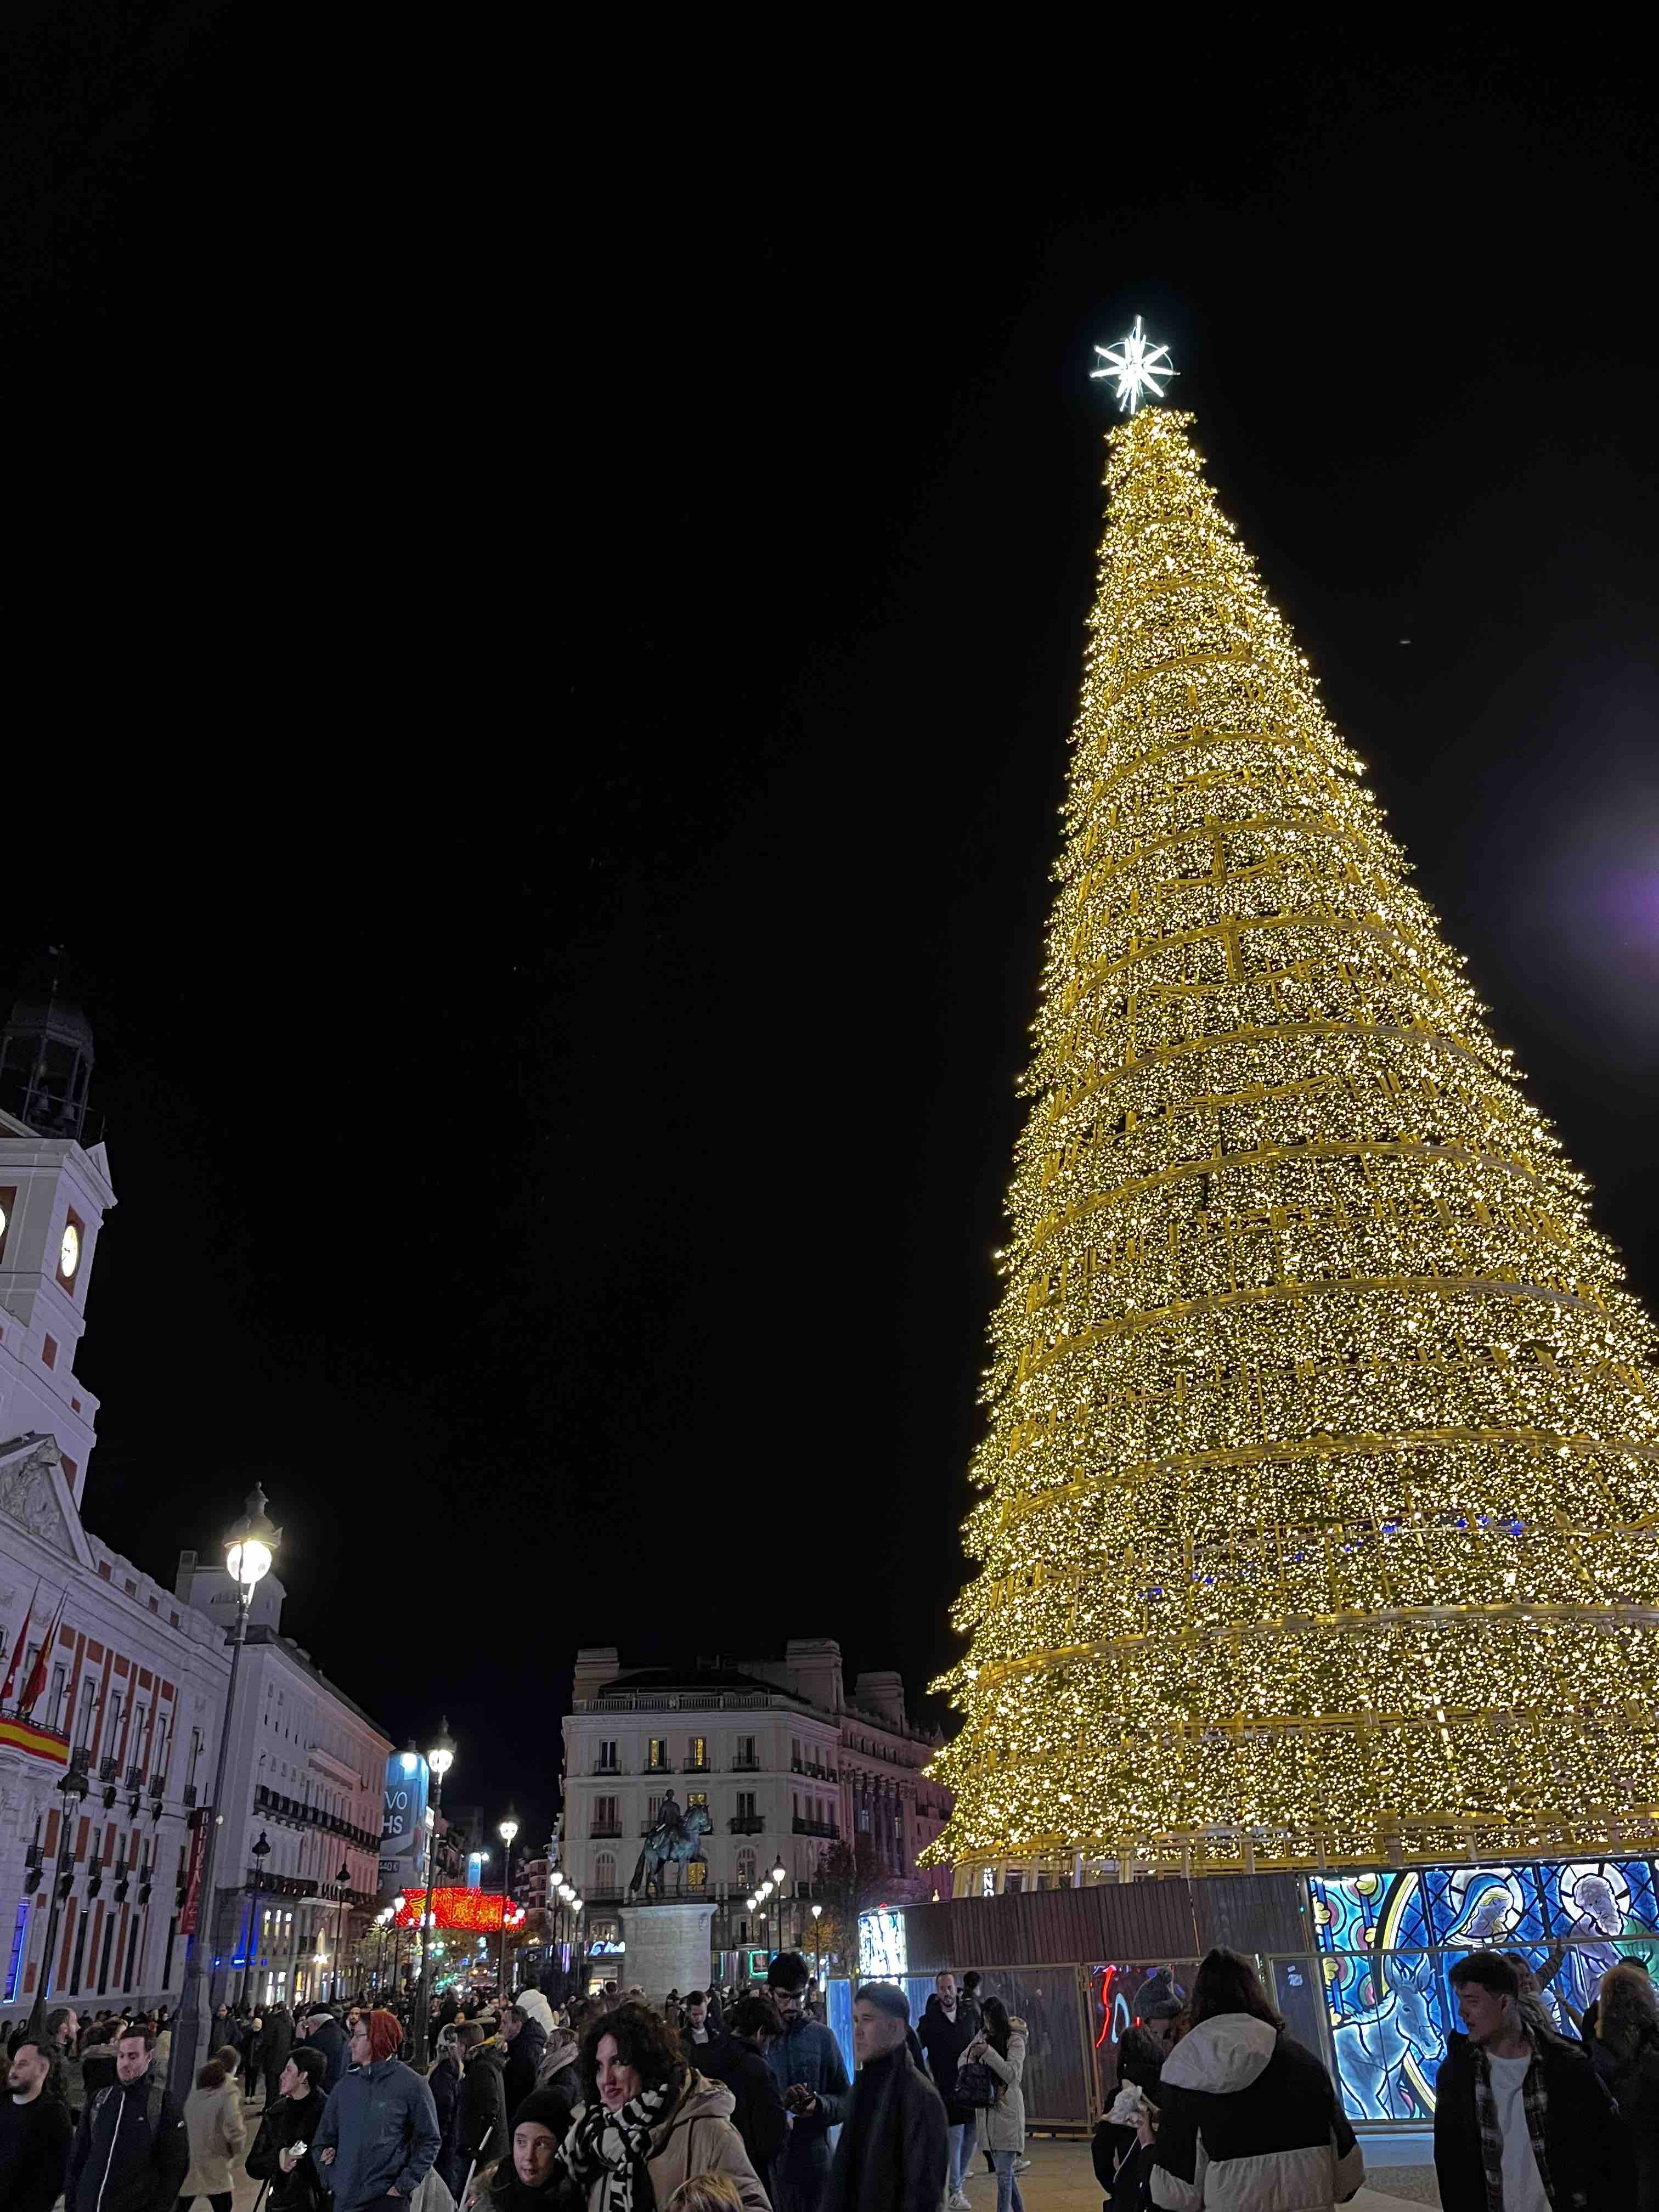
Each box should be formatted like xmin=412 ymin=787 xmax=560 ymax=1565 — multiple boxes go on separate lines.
xmin=628 ymin=1788 xmax=712 ymax=1899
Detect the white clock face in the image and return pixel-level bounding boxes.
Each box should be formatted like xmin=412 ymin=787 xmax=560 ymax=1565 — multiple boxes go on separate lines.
xmin=60 ymin=1223 xmax=80 ymax=1279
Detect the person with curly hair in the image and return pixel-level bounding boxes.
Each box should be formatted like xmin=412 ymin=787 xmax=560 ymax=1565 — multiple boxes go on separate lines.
xmin=1595 ymin=1962 xmax=1659 ymax=2210
xmin=560 ymin=2000 xmax=769 ymax=2210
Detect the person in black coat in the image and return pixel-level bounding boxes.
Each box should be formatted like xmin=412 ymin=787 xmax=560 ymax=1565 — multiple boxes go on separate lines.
xmin=1593 ymin=1962 xmax=1659 ymax=2212
xmin=427 ymin=2038 xmax=467 ymax=2197
xmin=704 ymin=1994 xmax=790 ymax=2203
xmin=813 ymin=1983 xmax=944 ymax=2212
xmin=262 ymin=2007 xmax=296 ymax=2111
xmin=499 ymin=2003 xmax=548 ymax=2126
xmin=300 ymin=2008 xmax=350 ymax=2094
xmin=917 ymin=1972 xmax=978 ymax=2206
xmin=458 ymin=2023 xmax=511 ymax=2183
xmin=245 ymin=2046 xmax=328 ymax=2211
xmin=1435 ymin=1950 xmax=1635 ymax=2212
xmin=1093 ymin=2026 xmax=1163 ymax=2212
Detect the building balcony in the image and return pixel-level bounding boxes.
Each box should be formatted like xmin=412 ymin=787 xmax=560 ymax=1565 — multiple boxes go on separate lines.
xmin=792 ymin=1818 xmax=839 ymax=1838
xmin=732 ymin=1756 xmax=761 ymax=1771
xmin=646 ymin=1762 xmax=675 ymax=1776
xmin=590 ymin=1825 xmax=623 ymax=1839
xmin=252 ymin=1784 xmax=380 ymax=1854
xmin=245 ymin=1871 xmax=319 ymax=1899
xmin=729 ymin=1815 xmax=766 ymax=1834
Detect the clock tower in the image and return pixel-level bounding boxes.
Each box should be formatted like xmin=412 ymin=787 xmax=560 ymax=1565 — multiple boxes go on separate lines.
xmin=0 ymin=981 xmax=115 ymax=1508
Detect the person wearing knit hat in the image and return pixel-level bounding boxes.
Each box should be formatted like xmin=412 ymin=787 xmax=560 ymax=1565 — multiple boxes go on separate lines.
xmin=478 ymin=2086 xmax=572 ymax=2209
xmin=312 ymin=2009 xmax=441 ymax=2210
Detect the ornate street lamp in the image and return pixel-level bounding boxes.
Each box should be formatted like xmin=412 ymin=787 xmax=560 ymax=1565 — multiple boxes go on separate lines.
xmin=241 ymin=1829 xmax=271 ymax=2002
xmin=412 ymin=1719 xmax=455 ymax=2067
xmin=167 ymin=1485 xmax=279 ymax=2101
xmin=332 ymin=1858 xmax=351 ymax=2000
xmin=496 ymin=1811 xmax=519 ymax=1997
xmin=810 ymin=1900 xmax=823 ymax=1989
xmin=27 ymin=1757 xmax=89 ymax=2032
xmin=771 ymin=1858 xmax=787 ymax=1957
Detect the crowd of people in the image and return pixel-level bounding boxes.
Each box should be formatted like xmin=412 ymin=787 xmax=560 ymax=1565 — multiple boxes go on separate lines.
xmin=1092 ymin=1941 xmax=1659 ymax=2210
xmin=10 ymin=1935 xmax=1659 ymax=2211
xmin=0 ymin=1950 xmax=964 ymax=2212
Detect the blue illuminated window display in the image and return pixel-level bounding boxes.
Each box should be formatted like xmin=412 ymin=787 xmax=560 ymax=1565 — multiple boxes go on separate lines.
xmin=1311 ymin=1859 xmax=1659 ymax=2121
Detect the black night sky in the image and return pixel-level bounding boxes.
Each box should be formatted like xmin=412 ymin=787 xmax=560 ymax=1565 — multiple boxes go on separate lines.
xmin=3 ymin=20 xmax=1655 ymax=1857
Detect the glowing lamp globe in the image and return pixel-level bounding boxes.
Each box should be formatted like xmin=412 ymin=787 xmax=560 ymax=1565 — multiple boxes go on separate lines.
xmin=224 ymin=1483 xmax=280 ymax=1589
xmin=499 ymin=1816 xmax=518 ymax=1845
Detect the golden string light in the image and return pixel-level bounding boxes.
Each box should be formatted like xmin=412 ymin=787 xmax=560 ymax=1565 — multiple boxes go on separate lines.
xmin=921 ymin=408 xmax=1659 ymax=1878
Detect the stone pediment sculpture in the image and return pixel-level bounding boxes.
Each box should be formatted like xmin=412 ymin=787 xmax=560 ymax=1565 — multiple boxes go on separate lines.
xmin=0 ymin=1436 xmax=84 ymax=1559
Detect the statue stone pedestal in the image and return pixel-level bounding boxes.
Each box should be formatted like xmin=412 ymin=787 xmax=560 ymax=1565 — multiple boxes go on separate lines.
xmin=618 ymin=1898 xmax=715 ymax=2004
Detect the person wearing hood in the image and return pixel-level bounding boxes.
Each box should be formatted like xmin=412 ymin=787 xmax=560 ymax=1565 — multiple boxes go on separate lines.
xmin=960 ymin=1997 xmax=1027 ymax=2212
xmin=1435 ymin=1949 xmax=1633 ymax=2212
xmin=1093 ymin=2025 xmax=1165 ymax=2212
xmin=917 ymin=1971 xmax=978 ymax=2211
xmin=502 ymin=1997 xmax=551 ymax=2126
xmin=532 ymin=2024 xmax=583 ymax=2144
xmin=459 ymin=2021 xmax=512 ymax=2182
xmin=430 ymin=2028 xmax=468 ymax=2197
xmin=313 ymin=2008 xmax=441 ymax=2210
xmin=1151 ymin=1947 xmax=1362 ymax=2211
xmin=559 ymin=1998 xmax=770 ymax=2209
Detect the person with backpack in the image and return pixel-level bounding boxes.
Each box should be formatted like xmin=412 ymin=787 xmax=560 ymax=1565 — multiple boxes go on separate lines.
xmin=1151 ymin=1947 xmax=1362 ymax=2211
xmin=960 ymin=1996 xmax=1028 ymax=2212
xmin=65 ymin=2024 xmax=189 ymax=2212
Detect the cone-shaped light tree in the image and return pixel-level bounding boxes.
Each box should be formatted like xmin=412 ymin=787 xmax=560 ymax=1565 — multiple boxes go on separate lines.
xmin=925 ymin=397 xmax=1659 ymax=1877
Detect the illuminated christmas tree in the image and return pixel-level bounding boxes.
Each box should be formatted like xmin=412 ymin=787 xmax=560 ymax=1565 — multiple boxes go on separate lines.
xmin=926 ymin=360 xmax=1659 ymax=1877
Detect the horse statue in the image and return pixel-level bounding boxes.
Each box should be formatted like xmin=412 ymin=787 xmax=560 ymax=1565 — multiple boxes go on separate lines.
xmin=628 ymin=1799 xmax=712 ymax=1899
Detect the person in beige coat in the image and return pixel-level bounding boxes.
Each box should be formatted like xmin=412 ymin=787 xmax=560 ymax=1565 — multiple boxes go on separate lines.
xmin=962 ymin=1999 xmax=1028 ymax=2212
xmin=558 ymin=2001 xmax=769 ymax=2210
xmin=179 ymin=2054 xmax=248 ymax=2210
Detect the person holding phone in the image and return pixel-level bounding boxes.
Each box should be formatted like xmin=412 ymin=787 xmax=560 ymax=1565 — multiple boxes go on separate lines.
xmin=246 ymin=2046 xmax=328 ymax=2211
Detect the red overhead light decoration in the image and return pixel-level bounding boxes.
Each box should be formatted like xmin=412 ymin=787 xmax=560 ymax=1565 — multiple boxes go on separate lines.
xmin=393 ymin=1887 xmax=520 ymax=1932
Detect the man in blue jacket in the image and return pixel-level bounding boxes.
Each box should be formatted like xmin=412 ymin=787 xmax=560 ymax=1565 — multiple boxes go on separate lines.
xmin=764 ymin=1951 xmax=851 ymax=2212
xmin=315 ymin=2009 xmax=441 ymax=2210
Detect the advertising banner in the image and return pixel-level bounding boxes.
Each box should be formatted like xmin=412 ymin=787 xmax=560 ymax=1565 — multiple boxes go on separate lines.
xmin=179 ymin=1809 xmax=210 ymax=1936
xmin=381 ymin=1751 xmax=428 ymax=1859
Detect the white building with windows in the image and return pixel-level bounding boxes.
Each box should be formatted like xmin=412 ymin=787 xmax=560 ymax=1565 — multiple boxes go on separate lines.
xmin=562 ymin=1641 xmax=951 ymax=1958
xmin=1 ymin=986 xmax=391 ymax=2019
xmin=172 ymin=1557 xmax=390 ymax=2012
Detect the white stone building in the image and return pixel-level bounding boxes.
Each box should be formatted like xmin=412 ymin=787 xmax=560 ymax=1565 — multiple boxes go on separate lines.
xmin=172 ymin=1559 xmax=390 ymax=2011
xmin=2 ymin=988 xmax=390 ymax=2019
xmin=562 ymin=1640 xmax=951 ymax=1959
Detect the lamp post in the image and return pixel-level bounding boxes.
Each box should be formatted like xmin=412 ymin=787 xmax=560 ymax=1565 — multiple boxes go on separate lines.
xmin=167 ymin=1484 xmax=279 ymax=2104
xmin=332 ymin=1858 xmax=350 ymax=2001
xmin=412 ymin=1718 xmax=455 ymax=2069
xmin=27 ymin=1757 xmax=89 ymax=2032
xmin=496 ymin=1812 xmax=518 ymax=1998
xmin=242 ymin=1829 xmax=270 ymax=2003
xmin=810 ymin=1900 xmax=823 ymax=1989
xmin=391 ymin=1892 xmax=407 ymax=1996
xmin=771 ymin=1858 xmax=787 ymax=1960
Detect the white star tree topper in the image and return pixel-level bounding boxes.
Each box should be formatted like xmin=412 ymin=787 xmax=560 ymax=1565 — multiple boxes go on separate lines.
xmin=1090 ymin=317 xmax=1177 ymax=414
